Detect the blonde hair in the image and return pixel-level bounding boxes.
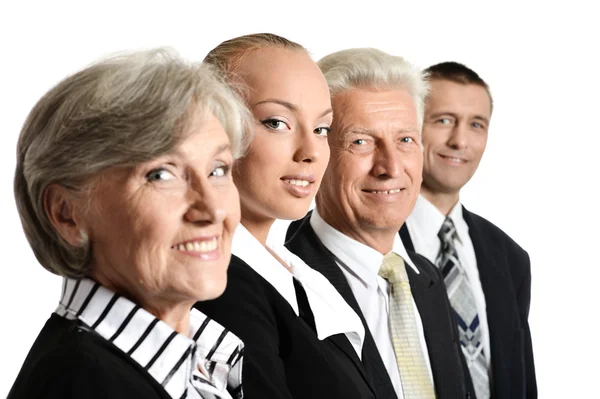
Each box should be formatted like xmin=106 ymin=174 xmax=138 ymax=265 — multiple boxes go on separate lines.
xmin=15 ymin=48 xmax=251 ymax=278
xmin=204 ymin=33 xmax=306 ymax=87
xmin=318 ymin=48 xmax=429 ymax=128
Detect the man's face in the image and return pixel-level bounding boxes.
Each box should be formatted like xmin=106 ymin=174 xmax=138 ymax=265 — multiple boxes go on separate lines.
xmin=317 ymin=88 xmax=423 ymax=241
xmin=421 ymin=79 xmax=491 ymax=196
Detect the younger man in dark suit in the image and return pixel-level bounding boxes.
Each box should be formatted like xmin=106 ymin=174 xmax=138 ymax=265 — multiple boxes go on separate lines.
xmin=286 ymin=49 xmax=474 ymax=399
xmin=400 ymin=62 xmax=537 ymax=399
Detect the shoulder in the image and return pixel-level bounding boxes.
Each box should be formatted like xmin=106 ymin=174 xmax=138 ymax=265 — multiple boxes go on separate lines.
xmin=9 ymin=315 xmax=164 ymax=399
xmin=195 ymin=255 xmax=293 ymax=344
xmin=464 ymin=208 xmax=529 ymax=261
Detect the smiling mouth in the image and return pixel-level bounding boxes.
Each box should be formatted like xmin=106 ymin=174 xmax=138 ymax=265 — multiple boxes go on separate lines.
xmin=363 ymin=188 xmax=402 ymax=194
xmin=172 ymin=237 xmax=218 ymax=253
xmin=282 ymin=178 xmax=310 ymax=188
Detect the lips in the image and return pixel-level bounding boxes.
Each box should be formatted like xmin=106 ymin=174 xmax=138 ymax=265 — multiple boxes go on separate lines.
xmin=438 ymin=154 xmax=468 ymax=163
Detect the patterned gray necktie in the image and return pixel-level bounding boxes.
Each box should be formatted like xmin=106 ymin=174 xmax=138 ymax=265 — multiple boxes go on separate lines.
xmin=437 ymin=217 xmax=490 ymax=399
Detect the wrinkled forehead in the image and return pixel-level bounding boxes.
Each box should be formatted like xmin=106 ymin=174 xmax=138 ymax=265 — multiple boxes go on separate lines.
xmin=331 ymin=88 xmax=419 ymax=136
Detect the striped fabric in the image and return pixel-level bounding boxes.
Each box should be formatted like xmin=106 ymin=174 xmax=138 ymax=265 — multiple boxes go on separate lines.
xmin=56 ymin=278 xmax=244 ymax=399
xmin=437 ymin=217 xmax=489 ymax=399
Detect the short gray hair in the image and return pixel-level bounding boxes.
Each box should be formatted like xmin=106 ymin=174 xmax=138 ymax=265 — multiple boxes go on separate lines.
xmin=15 ymin=48 xmax=251 ymax=278
xmin=317 ymin=48 xmax=429 ymax=128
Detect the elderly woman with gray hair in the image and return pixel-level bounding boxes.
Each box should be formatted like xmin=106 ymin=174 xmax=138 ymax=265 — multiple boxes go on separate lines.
xmin=9 ymin=49 xmax=250 ymax=399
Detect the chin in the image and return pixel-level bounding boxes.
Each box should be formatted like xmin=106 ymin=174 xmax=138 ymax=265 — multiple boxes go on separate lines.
xmin=192 ymin=271 xmax=228 ymax=302
xmin=275 ymin=202 xmax=312 ymax=221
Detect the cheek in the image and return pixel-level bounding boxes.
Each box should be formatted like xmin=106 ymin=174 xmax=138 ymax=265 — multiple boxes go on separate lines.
xmin=405 ymin=153 xmax=424 ymax=181
xmin=224 ymin=186 xmax=241 ymax=228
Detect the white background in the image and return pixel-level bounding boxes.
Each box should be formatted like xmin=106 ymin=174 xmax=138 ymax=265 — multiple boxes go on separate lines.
xmin=1 ymin=0 xmax=598 ymax=397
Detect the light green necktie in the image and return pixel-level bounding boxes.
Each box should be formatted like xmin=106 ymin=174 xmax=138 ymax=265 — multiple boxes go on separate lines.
xmin=378 ymin=253 xmax=436 ymax=399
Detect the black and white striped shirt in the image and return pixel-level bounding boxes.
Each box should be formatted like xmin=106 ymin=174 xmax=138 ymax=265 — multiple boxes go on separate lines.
xmin=56 ymin=278 xmax=244 ymax=399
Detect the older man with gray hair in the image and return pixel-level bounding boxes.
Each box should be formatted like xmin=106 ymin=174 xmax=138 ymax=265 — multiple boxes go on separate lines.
xmin=286 ymin=48 xmax=474 ymax=399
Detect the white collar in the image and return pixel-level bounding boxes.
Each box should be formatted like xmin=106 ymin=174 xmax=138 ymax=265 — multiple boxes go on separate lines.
xmin=56 ymin=278 xmax=243 ymax=399
xmin=232 ymin=223 xmax=364 ymax=358
xmin=411 ymin=195 xmax=468 ymax=243
xmin=310 ymin=208 xmax=420 ymax=290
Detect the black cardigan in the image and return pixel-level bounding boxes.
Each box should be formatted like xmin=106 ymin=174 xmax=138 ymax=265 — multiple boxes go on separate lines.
xmin=9 ymin=314 xmax=172 ymax=398
xmin=195 ymin=255 xmax=376 ymax=399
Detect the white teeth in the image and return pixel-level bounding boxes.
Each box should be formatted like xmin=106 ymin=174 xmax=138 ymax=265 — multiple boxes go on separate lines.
xmin=285 ymin=179 xmax=309 ymax=187
xmin=369 ymin=189 xmax=400 ymax=194
xmin=174 ymin=238 xmax=218 ymax=253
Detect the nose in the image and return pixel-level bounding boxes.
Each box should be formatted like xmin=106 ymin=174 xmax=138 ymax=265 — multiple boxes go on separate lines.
xmin=184 ymin=178 xmax=227 ymax=225
xmin=447 ymin=122 xmax=468 ymax=150
xmin=372 ymin=140 xmax=402 ymax=178
xmin=292 ymin=126 xmax=324 ymax=164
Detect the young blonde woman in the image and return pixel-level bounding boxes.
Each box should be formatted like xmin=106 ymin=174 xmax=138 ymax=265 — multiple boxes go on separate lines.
xmin=195 ymin=34 xmax=375 ymax=399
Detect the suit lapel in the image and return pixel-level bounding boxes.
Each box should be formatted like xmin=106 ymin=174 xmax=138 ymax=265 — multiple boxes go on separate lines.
xmin=462 ymin=207 xmax=519 ymax=397
xmin=285 ymin=216 xmax=395 ymax=398
xmin=286 ymin=214 xmax=378 ymax=396
xmin=399 ymin=223 xmax=415 ymax=251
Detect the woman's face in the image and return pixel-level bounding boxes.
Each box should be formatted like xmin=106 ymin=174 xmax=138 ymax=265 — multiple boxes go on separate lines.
xmin=81 ymin=112 xmax=240 ymax=311
xmin=234 ymin=47 xmax=332 ymax=223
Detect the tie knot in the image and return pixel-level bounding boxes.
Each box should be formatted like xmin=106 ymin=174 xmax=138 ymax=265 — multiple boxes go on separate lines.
xmin=438 ymin=216 xmax=458 ymax=245
xmin=378 ymin=253 xmax=409 ymax=284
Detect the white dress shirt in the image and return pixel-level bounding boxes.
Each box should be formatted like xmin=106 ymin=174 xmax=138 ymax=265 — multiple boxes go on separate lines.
xmin=406 ymin=195 xmax=492 ymax=371
xmin=310 ymin=209 xmax=433 ymax=399
xmin=57 ymin=278 xmax=244 ymax=399
xmin=232 ymin=224 xmax=365 ymax=358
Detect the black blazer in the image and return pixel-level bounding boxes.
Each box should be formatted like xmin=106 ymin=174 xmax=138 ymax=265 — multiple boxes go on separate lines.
xmin=400 ymin=206 xmax=537 ymax=399
xmin=195 ymin=254 xmax=376 ymax=399
xmin=286 ymin=213 xmax=474 ymax=399
xmin=9 ymin=315 xmax=173 ymax=399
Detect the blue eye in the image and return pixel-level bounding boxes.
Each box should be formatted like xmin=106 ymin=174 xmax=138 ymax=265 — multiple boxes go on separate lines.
xmin=472 ymin=122 xmax=483 ymax=129
xmin=261 ymin=119 xmax=288 ymax=130
xmin=400 ymin=137 xmax=414 ymax=143
xmin=146 ymin=168 xmax=175 ymax=182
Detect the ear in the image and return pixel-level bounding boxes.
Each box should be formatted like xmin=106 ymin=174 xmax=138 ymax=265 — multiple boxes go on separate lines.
xmin=43 ymin=184 xmax=86 ymax=246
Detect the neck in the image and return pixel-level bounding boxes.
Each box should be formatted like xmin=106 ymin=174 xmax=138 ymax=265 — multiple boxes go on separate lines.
xmin=241 ymin=216 xmax=275 ymax=246
xmin=420 ymin=187 xmax=460 ymax=216
xmin=317 ymin=202 xmax=396 ymax=255
xmin=90 ymin=269 xmax=193 ymax=335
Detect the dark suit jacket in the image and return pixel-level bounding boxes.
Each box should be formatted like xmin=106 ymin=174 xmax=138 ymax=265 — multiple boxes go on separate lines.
xmin=9 ymin=315 xmax=173 ymax=399
xmin=195 ymin=254 xmax=376 ymax=399
xmin=286 ymin=213 xmax=474 ymax=399
xmin=399 ymin=206 xmax=537 ymax=399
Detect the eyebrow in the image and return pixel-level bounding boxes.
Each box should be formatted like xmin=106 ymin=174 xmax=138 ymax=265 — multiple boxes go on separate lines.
xmin=212 ymin=143 xmax=232 ymax=157
xmin=253 ymin=99 xmax=333 ymax=119
xmin=345 ymin=127 xmax=419 ymax=136
xmin=429 ymin=111 xmax=490 ymax=125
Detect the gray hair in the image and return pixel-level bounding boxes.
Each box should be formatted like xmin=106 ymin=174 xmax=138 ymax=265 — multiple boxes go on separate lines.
xmin=317 ymin=48 xmax=429 ymax=128
xmin=15 ymin=48 xmax=251 ymax=278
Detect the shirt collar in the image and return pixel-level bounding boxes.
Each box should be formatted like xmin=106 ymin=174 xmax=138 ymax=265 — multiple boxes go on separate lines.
xmin=232 ymin=224 xmax=299 ymax=315
xmin=410 ymin=195 xmax=467 ymax=244
xmin=272 ymin=244 xmax=365 ymax=358
xmin=310 ymin=208 xmax=420 ymax=290
xmin=56 ymin=278 xmax=244 ymax=399
xmin=233 ymin=223 xmax=364 ymax=358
